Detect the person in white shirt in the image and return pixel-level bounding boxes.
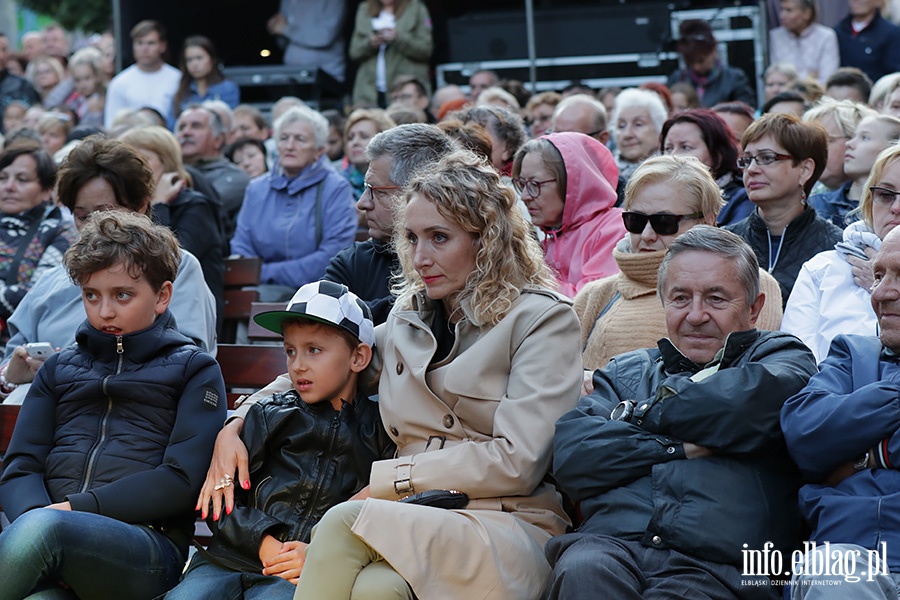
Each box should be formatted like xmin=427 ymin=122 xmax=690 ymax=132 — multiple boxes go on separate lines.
xmin=104 ymin=20 xmax=182 ymax=129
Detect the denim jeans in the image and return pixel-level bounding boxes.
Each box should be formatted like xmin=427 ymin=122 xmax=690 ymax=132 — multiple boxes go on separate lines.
xmin=165 ymin=553 xmax=296 ymax=600
xmin=0 ymin=508 xmax=185 ymax=600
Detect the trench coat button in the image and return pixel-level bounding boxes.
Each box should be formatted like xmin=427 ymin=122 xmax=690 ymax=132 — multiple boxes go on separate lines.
xmin=652 ymin=535 xmax=662 ymax=545
xmin=389 ymin=425 xmax=399 ymax=436
xmin=442 ymin=414 xmax=454 ymax=429
xmin=666 ymin=446 xmax=675 ymax=454
xmin=396 ymin=362 xmax=404 ymax=375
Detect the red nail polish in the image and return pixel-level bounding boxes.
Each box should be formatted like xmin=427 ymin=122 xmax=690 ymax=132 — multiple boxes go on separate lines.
xmin=226 ymin=506 xmax=232 ymax=515
xmin=242 ymin=480 xmax=250 ymax=490
xmin=213 ymin=513 xmax=219 ymax=521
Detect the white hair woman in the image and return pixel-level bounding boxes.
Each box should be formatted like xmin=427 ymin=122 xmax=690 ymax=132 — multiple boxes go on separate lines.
xmin=230 ymin=105 xmax=357 ymax=301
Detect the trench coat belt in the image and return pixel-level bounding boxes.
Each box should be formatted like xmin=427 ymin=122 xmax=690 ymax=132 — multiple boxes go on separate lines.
xmin=400 ymin=436 xmax=466 ymax=455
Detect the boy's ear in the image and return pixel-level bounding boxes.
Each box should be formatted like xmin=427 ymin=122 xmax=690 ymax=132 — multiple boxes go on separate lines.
xmin=350 ymin=343 xmax=373 ymax=373
xmin=155 ymin=281 xmax=173 ymax=315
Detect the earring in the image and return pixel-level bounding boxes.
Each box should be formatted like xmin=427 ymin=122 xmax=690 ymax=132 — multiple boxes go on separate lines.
xmin=800 ymin=186 xmax=807 ymax=205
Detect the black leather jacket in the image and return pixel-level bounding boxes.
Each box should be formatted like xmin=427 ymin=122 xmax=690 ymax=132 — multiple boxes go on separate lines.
xmin=205 ymin=390 xmax=395 ymax=571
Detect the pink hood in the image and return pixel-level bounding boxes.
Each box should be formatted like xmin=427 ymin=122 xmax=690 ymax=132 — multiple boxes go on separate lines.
xmin=542 ymin=132 xmax=624 ymax=297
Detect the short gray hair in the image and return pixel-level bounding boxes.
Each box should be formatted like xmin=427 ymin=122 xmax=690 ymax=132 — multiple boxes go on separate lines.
xmin=274 ymin=105 xmax=329 ymax=149
xmin=366 ymin=123 xmax=459 ymax=187
xmin=658 ymin=225 xmax=760 ymax=305
xmin=554 ymin=93 xmax=608 ymax=132
xmin=179 ymin=104 xmax=227 ymax=139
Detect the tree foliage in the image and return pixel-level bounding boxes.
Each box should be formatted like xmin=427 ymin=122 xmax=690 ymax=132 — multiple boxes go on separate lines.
xmin=19 ymin=0 xmax=112 ymax=34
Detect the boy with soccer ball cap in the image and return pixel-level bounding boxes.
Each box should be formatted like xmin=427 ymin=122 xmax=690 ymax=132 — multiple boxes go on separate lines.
xmin=175 ymin=280 xmax=393 ymax=596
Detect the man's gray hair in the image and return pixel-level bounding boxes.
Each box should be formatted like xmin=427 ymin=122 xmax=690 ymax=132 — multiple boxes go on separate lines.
xmin=273 ymin=105 xmax=329 ymax=149
xmin=554 ymin=93 xmax=608 ymax=132
xmin=180 ymin=103 xmax=227 ymax=139
xmin=658 ymin=225 xmax=760 ymax=305
xmin=366 ymin=124 xmax=458 ymax=187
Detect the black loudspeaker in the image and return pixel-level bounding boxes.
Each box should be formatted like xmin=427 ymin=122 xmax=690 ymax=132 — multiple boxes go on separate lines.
xmin=445 ymin=3 xmax=676 ymax=63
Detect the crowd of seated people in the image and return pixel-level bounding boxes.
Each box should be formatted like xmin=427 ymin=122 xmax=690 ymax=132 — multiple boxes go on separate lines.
xmin=4 ymin=2 xmax=900 ymax=598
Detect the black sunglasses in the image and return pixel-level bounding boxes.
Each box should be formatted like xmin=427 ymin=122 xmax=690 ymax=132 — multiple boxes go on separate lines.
xmin=622 ymin=211 xmax=704 ymax=236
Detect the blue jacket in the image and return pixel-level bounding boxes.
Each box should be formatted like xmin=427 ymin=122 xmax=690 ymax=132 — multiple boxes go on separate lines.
xmin=230 ymin=155 xmax=356 ymax=288
xmin=781 ymin=334 xmax=900 ymax=571
xmin=0 ymin=311 xmax=226 ymax=555
xmin=809 ymin=182 xmax=855 ymax=228
xmin=835 ymin=13 xmax=900 ymax=83
xmin=180 ymin=79 xmax=240 ymax=112
xmin=554 ymin=330 xmax=816 ymax=566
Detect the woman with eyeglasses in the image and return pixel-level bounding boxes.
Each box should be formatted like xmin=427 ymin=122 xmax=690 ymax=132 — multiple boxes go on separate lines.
xmin=660 ymin=108 xmax=752 ymax=226
xmin=574 ymin=155 xmax=783 ymax=381
xmin=725 ymin=113 xmax=842 ymax=306
xmin=510 ymin=132 xmax=624 ymax=297
xmin=783 ymin=145 xmax=900 ymax=362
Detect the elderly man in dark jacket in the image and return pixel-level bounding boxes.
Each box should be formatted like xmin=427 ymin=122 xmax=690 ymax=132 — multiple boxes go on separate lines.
xmin=781 ymin=226 xmax=900 ymax=598
xmin=546 ymin=226 xmax=817 ymax=599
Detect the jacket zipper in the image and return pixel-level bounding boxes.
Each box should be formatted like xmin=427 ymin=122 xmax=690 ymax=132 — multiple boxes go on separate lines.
xmin=292 ymin=411 xmax=341 ymax=540
xmin=79 ymin=335 xmax=124 ymax=493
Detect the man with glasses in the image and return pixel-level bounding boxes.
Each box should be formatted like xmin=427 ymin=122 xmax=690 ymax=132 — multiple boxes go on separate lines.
xmin=546 ymin=225 xmax=817 ymax=599
xmin=389 ymin=76 xmax=436 ymax=123
xmin=324 ymin=124 xmax=457 ymax=324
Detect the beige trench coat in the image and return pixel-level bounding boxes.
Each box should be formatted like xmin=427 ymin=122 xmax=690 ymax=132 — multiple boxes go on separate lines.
xmin=354 ymin=287 xmax=583 ymax=599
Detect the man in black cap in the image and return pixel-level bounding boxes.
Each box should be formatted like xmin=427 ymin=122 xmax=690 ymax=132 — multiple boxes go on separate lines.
xmin=667 ymin=19 xmax=757 ymax=108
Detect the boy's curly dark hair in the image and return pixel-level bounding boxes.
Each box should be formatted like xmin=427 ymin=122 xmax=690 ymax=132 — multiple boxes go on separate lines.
xmin=64 ymin=211 xmax=180 ymax=292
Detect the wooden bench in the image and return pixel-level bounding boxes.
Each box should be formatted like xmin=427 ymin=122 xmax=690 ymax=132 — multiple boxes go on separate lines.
xmin=215 ymin=343 xmax=286 ymax=410
xmin=0 ymin=403 xmax=19 ymax=459
xmin=222 ymin=257 xmax=262 ymax=344
xmin=247 ymin=302 xmax=286 ymax=344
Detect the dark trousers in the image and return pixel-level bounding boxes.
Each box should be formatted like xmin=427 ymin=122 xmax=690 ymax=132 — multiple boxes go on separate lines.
xmin=543 ymin=533 xmax=775 ymax=600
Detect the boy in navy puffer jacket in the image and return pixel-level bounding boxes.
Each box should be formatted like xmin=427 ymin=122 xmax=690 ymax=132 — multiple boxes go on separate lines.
xmin=0 ymin=211 xmax=226 ymax=600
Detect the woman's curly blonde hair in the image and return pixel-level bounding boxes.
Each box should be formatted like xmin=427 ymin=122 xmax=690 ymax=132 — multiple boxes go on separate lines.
xmin=392 ymin=149 xmax=556 ymax=325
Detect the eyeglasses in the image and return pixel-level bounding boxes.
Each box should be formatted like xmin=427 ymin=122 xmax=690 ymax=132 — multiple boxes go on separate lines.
xmin=622 ymin=211 xmax=704 ymax=235
xmin=870 ymin=186 xmax=900 ymax=206
xmin=511 ymin=178 xmax=557 ymax=197
xmin=736 ymin=151 xmax=794 ymax=169
xmin=363 ymin=182 xmax=400 ymax=200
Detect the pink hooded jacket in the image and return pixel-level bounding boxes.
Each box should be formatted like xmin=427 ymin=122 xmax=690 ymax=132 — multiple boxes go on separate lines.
xmin=541 ymin=132 xmax=624 ymax=297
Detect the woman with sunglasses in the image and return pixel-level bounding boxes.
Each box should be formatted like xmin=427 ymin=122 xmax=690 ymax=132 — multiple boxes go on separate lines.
xmin=574 ymin=155 xmax=783 ymax=379
xmin=511 ymin=132 xmax=624 ymax=297
xmin=783 ymin=145 xmax=900 ymax=362
xmin=725 ymin=113 xmax=842 ymax=306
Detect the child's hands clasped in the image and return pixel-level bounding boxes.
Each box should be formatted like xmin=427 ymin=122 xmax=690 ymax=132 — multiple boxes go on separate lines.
xmin=260 ymin=536 xmax=307 ymax=584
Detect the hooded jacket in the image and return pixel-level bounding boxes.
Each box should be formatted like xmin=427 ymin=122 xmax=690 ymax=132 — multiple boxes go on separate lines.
xmin=230 ymin=154 xmax=357 ymax=289
xmin=0 ymin=311 xmax=226 ymax=555
xmin=540 ymin=133 xmax=624 ymax=297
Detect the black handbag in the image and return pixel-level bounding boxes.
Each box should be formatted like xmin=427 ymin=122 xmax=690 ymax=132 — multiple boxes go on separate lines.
xmin=398 ymin=489 xmax=469 ymax=509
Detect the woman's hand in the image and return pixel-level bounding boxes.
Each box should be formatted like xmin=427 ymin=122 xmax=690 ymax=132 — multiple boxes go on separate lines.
xmin=582 ymin=370 xmax=594 ymax=396
xmin=6 ymin=346 xmax=50 ymax=384
xmin=196 ymin=418 xmax=249 ymax=520
xmin=847 ymin=246 xmax=878 ymax=292
xmin=263 ymin=540 xmax=308 ymax=584
xmin=368 ymin=32 xmax=384 ymax=48
xmin=153 ymin=172 xmax=184 ymax=205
